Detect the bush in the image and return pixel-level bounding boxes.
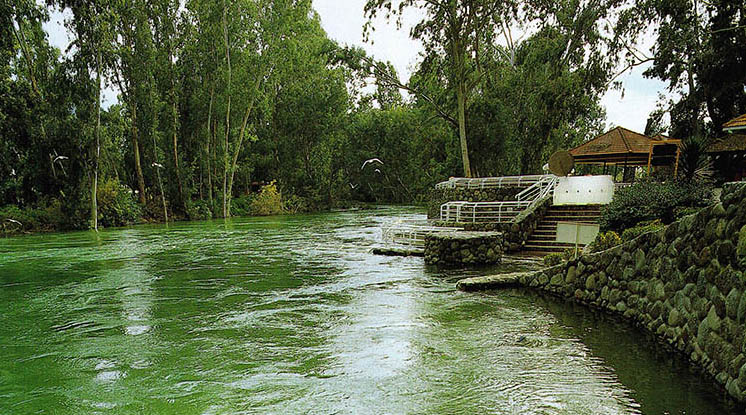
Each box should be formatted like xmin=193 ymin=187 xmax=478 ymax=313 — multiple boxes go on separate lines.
xmin=0 ymin=200 xmax=65 ymax=234
xmin=674 ymin=206 xmax=701 ymax=220
xmin=544 ymin=252 xmax=565 ymax=266
xmin=600 ymin=179 xmax=713 ymax=232
xmin=621 ymin=219 xmax=665 ymax=242
xmin=587 ymin=231 xmax=622 ymax=253
xmin=187 ymin=199 xmax=213 ymax=221
xmin=230 ymin=195 xmax=255 ymax=217
xmin=96 ymin=179 xmax=142 ymax=228
xmin=250 ymin=181 xmax=284 ymax=216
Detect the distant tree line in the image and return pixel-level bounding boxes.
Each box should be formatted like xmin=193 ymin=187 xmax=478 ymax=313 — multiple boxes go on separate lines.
xmin=1 ymin=0 xmax=743 ymax=231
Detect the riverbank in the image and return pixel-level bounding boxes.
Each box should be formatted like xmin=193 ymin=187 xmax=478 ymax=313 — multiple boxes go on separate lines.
xmin=0 ymin=198 xmax=382 ymax=237
xmin=457 ymin=182 xmax=746 ymax=404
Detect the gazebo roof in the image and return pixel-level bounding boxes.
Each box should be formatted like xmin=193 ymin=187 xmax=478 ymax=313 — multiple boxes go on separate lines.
xmin=708 ymin=134 xmax=746 ymax=153
xmin=723 ymin=114 xmax=746 ymax=132
xmin=569 ymin=127 xmax=663 ymax=165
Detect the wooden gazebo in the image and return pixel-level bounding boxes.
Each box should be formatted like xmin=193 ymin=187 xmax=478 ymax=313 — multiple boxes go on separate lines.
xmin=711 ymin=114 xmax=746 ymax=182
xmin=723 ymin=114 xmax=746 ymax=133
xmin=569 ymin=127 xmax=681 ymax=180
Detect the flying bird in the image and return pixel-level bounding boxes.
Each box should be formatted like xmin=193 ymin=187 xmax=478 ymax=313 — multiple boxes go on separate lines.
xmin=152 ymin=162 xmax=164 ymax=169
xmin=361 ymin=158 xmax=383 ymax=170
xmin=349 ymin=183 xmax=359 ymax=189
xmin=374 ymin=169 xmax=381 ymax=174
xmin=53 ymin=155 xmax=68 ymax=163
xmin=5 ymin=219 xmax=22 ymax=226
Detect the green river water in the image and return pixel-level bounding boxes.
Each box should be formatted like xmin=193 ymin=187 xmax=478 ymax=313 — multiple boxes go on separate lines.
xmin=0 ymin=207 xmax=740 ymax=414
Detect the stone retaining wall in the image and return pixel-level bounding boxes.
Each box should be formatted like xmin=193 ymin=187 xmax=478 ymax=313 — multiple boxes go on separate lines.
xmin=427 ymin=187 xmax=525 ymax=219
xmin=509 ymin=183 xmax=746 ymax=403
xmin=424 ymin=231 xmax=503 ymax=266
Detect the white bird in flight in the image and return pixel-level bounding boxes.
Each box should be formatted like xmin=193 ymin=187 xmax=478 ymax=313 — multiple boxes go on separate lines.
xmin=53 ymin=155 xmax=68 ymax=163
xmin=349 ymin=183 xmax=359 ymax=189
xmin=152 ymin=162 xmax=164 ymax=169
xmin=5 ymin=219 xmax=22 ymax=226
xmin=374 ymin=169 xmax=381 ymax=174
xmin=361 ymin=158 xmax=383 ymax=170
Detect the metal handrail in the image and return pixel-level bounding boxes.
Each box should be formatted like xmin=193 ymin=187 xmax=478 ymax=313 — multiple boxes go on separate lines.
xmin=381 ymin=219 xmax=463 ymax=247
xmin=435 ymin=174 xmax=551 ymax=190
xmin=439 ymin=175 xmax=558 ymax=224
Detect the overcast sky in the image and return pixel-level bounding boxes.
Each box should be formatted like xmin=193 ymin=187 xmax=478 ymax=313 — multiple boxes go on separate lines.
xmin=44 ymin=0 xmax=668 ymax=133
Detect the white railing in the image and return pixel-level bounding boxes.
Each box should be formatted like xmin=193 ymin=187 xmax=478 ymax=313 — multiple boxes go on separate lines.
xmin=439 ymin=200 xmax=532 ymax=223
xmin=381 ymin=220 xmax=463 ymax=247
xmin=435 ymin=174 xmax=550 ymax=190
xmin=439 ymin=175 xmax=558 ymax=224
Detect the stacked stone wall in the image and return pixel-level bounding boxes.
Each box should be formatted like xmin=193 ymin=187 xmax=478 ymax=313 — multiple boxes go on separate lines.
xmin=513 ymin=183 xmax=746 ymax=402
xmin=424 ymin=232 xmax=503 ymax=266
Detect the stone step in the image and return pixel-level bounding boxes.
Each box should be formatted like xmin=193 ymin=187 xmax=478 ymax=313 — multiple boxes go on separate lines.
xmin=532 ymin=229 xmax=557 ymax=235
xmin=543 ymin=214 xmax=600 ymax=219
xmin=528 ymin=235 xmax=557 ymax=241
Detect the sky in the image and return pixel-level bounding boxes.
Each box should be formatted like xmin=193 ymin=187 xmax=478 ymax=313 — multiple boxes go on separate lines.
xmin=43 ymin=0 xmax=669 ymax=133
xmin=311 ymin=0 xmax=668 ymax=133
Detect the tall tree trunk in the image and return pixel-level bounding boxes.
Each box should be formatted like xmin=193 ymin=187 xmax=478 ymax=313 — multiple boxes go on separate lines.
xmin=456 ymin=80 xmax=472 ymax=178
xmin=153 ymin=134 xmax=168 ymax=223
xmin=172 ymin=100 xmax=185 ymax=209
xmin=168 ymin=35 xmax=186 ymax=211
xmin=451 ymin=35 xmax=472 ymax=178
xmin=222 ymin=0 xmax=232 ymax=218
xmin=92 ymin=51 xmax=102 ymax=231
xmin=206 ymin=83 xmax=215 ymax=215
xmin=131 ymin=103 xmax=147 ymax=205
xmin=226 ymin=83 xmax=259 ymax=217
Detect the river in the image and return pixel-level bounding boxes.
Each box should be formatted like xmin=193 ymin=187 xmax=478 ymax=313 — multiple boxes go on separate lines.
xmin=0 ymin=207 xmax=739 ymax=414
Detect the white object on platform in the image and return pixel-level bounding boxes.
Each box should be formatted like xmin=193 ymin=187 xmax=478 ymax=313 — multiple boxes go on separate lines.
xmin=553 ymin=175 xmax=614 ymax=206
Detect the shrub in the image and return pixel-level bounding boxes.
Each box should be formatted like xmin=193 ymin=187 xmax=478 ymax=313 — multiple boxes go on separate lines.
xmin=283 ymin=194 xmax=310 ymax=214
xmin=96 ymin=179 xmax=142 ymax=228
xmin=674 ymin=206 xmax=701 ymax=220
xmin=187 ymin=199 xmax=213 ymax=221
xmin=230 ymin=195 xmax=255 ymax=217
xmin=587 ymin=231 xmax=622 ymax=253
xmin=250 ymin=181 xmax=284 ymax=216
xmin=0 ymin=200 xmax=65 ymax=234
xmin=600 ymin=179 xmax=713 ymax=232
xmin=621 ymin=219 xmax=664 ymax=242
xmin=544 ymin=252 xmax=564 ymax=266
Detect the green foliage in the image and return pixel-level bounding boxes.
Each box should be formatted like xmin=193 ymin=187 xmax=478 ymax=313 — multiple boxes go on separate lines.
xmin=621 ymin=219 xmax=664 ymax=242
xmin=186 ymin=200 xmax=212 ymax=221
xmin=674 ymin=206 xmax=702 ymax=220
xmin=229 ymin=195 xmax=255 ymax=217
xmin=678 ymin=135 xmax=714 ymax=183
xmin=600 ymin=180 xmax=714 ymax=232
xmin=588 ymin=231 xmax=622 ymax=253
xmin=543 ymin=252 xmax=565 ymax=267
xmin=250 ymin=182 xmax=283 ymax=216
xmin=96 ymin=179 xmax=142 ymax=228
xmin=0 ymin=201 xmax=64 ymax=234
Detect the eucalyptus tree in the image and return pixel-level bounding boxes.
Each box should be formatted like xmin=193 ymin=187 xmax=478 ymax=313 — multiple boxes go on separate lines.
xmin=615 ymin=0 xmax=746 ymax=137
xmin=52 ymin=0 xmax=119 ymax=230
xmin=364 ymin=0 xmax=512 ymax=178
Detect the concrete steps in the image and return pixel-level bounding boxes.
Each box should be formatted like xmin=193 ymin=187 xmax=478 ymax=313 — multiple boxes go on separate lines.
xmin=522 ymin=205 xmax=603 ymax=256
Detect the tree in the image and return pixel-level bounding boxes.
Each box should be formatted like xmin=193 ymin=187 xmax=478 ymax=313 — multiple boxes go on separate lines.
xmin=616 ymin=0 xmax=746 ymax=137
xmin=364 ymin=0 xmax=512 ymax=178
